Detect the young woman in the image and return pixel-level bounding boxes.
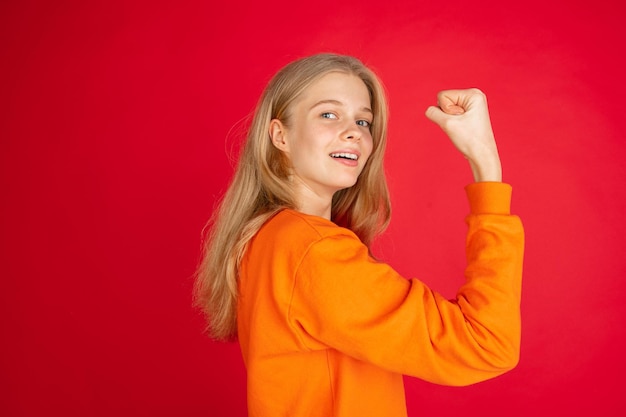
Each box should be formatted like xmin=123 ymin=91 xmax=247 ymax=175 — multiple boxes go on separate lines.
xmin=195 ymin=53 xmax=524 ymax=417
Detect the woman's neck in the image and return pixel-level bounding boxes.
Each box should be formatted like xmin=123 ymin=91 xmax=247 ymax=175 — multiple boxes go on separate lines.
xmin=291 ymin=181 xmax=333 ymax=220
xmin=295 ymin=199 xmax=332 ymax=220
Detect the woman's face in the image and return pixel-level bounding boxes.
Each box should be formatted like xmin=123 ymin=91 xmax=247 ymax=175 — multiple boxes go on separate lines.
xmin=270 ymin=71 xmax=374 ymax=206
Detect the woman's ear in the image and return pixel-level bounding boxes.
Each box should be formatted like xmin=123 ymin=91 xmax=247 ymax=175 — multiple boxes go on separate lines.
xmin=269 ymin=119 xmax=289 ymax=152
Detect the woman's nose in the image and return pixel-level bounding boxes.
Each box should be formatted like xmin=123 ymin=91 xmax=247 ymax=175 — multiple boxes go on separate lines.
xmin=342 ymin=123 xmax=360 ymax=141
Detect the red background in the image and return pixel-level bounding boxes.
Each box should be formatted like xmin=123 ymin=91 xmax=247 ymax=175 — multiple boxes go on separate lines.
xmin=2 ymin=0 xmax=625 ymax=415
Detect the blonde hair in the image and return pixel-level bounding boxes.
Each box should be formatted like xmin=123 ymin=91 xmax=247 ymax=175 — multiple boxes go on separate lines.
xmin=194 ymin=53 xmax=391 ymax=341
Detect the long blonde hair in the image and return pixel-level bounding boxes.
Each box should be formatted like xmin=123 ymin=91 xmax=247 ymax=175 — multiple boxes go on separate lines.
xmin=194 ymin=53 xmax=391 ymax=341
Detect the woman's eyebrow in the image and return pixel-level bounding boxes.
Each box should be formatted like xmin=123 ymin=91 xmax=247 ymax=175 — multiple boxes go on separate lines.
xmin=309 ymin=99 xmax=373 ymax=114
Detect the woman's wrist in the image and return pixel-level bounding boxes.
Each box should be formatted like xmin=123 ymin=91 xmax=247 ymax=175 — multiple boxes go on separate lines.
xmin=469 ymin=156 xmax=502 ymax=182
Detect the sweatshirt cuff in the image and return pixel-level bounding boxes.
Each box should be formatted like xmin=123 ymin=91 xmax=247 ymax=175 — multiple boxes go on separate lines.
xmin=465 ymin=182 xmax=512 ymax=215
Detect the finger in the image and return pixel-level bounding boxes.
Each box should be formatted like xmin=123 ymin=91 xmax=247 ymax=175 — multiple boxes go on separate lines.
xmin=442 ymin=104 xmax=465 ymax=115
xmin=425 ymin=105 xmax=447 ymax=126
xmin=437 ymin=91 xmax=466 ymax=115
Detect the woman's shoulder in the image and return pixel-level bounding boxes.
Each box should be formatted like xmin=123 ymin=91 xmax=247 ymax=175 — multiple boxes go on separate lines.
xmin=259 ymin=208 xmax=358 ymax=244
xmin=244 ymin=209 xmax=373 ymax=284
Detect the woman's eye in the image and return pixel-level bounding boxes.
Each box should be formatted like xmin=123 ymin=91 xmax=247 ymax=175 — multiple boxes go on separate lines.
xmin=357 ymin=120 xmax=371 ymax=128
xmin=321 ymin=112 xmax=337 ymax=119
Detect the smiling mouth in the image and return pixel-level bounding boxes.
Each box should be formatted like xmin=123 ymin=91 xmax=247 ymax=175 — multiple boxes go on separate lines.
xmin=330 ymin=152 xmax=358 ymax=161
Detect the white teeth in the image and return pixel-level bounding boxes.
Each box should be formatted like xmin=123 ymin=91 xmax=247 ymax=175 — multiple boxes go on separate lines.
xmin=330 ymin=152 xmax=358 ymax=160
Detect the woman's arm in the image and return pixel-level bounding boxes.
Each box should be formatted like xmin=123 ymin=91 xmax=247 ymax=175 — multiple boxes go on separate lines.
xmin=289 ymin=185 xmax=523 ymax=385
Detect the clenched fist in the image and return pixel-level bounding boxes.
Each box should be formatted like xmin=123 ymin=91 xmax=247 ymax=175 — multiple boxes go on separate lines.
xmin=425 ymin=89 xmax=502 ymax=182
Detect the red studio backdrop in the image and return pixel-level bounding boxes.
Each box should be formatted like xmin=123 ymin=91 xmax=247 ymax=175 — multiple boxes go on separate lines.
xmin=2 ymin=0 xmax=625 ymax=416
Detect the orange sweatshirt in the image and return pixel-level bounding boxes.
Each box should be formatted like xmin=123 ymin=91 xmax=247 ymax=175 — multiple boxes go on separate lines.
xmin=237 ymin=182 xmax=524 ymax=417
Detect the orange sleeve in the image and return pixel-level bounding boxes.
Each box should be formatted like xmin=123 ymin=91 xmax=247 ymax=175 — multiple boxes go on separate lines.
xmin=287 ymin=182 xmax=524 ymax=386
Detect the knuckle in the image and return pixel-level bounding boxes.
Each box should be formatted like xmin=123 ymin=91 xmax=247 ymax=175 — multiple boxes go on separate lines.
xmin=470 ymin=87 xmax=485 ymax=97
